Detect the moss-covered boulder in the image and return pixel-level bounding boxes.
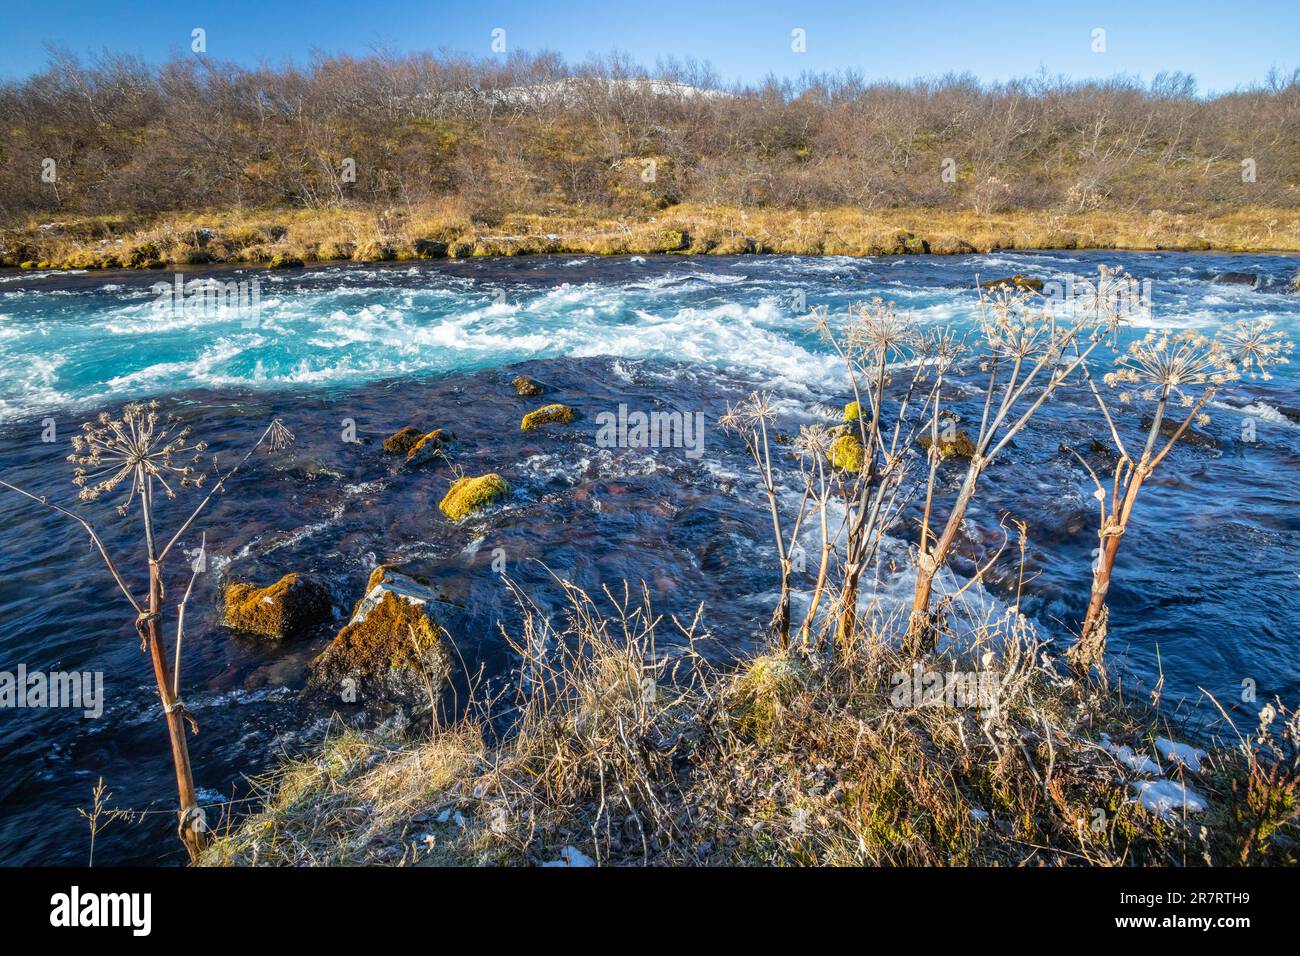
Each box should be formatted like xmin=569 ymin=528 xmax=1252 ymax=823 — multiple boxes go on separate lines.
xmin=267 ymin=254 xmax=304 ymax=269
xmin=844 ymin=401 xmax=861 ymax=422
xmin=657 ymin=229 xmax=689 ymax=252
xmin=520 ymin=403 xmax=575 ymax=431
xmin=513 ymin=375 xmax=544 ymax=397
xmin=918 ymin=429 xmax=978 ymax=460
xmin=413 ymin=238 xmax=448 ymax=259
xmin=980 ymin=274 xmax=1043 ymax=292
xmin=439 ymin=474 xmax=509 ymax=520
xmin=828 ymin=433 xmax=865 ymax=472
xmin=305 ymin=569 xmax=453 ymax=716
xmin=223 ymin=573 xmax=332 ymax=640
xmin=405 ymin=428 xmax=451 ymax=466
xmin=383 ymin=427 xmax=422 ymax=455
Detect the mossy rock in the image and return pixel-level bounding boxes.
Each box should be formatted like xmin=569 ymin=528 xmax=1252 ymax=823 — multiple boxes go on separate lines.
xmin=267 ymin=254 xmax=304 ymax=269
xmin=513 ymin=375 xmax=544 ymax=397
xmin=979 ymin=274 xmax=1043 ymax=292
xmin=413 ymin=238 xmax=449 ymax=258
xmin=405 ymin=428 xmax=451 ymax=466
xmin=354 ymin=242 xmax=396 ymax=262
xmin=918 ymin=429 xmax=978 ymax=460
xmin=383 ymin=426 xmax=422 ymax=455
xmin=126 ymin=242 xmax=162 ymax=267
xmin=305 ymin=582 xmax=452 ymax=715
xmin=178 ymin=248 xmax=213 ymax=265
xmin=828 ymin=433 xmax=865 ymax=472
xmin=521 ymin=403 xmax=576 ymax=431
xmin=930 ymin=236 xmax=977 ymax=255
xmin=223 ymin=573 xmax=332 ymax=640
xmin=844 ymin=401 xmax=861 ymax=422
xmin=439 ymin=474 xmax=509 ymax=521
xmin=657 ymin=229 xmax=689 ymax=252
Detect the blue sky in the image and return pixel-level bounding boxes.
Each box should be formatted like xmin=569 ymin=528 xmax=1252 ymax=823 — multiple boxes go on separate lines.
xmin=1 ymin=0 xmax=1297 ymax=93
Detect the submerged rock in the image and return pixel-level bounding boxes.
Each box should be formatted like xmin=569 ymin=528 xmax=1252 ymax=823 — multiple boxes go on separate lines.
xmin=520 ymin=403 xmax=576 ymax=431
xmin=305 ymin=568 xmax=453 ymax=715
xmin=275 ymin=456 xmax=344 ymax=482
xmin=1140 ymin=414 xmax=1219 ymax=448
xmin=513 ymin=375 xmax=544 ymax=397
xmin=223 ymin=573 xmax=332 ymax=640
xmin=1213 ymin=271 xmax=1258 ymax=288
xmin=439 ymin=473 xmax=510 ymax=520
xmin=979 ymin=274 xmax=1043 ymax=292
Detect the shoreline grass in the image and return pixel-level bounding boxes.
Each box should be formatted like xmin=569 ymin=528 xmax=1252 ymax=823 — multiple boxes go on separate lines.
xmin=6 ymin=204 xmax=1300 ymax=272
xmin=198 ymin=582 xmax=1300 ymax=867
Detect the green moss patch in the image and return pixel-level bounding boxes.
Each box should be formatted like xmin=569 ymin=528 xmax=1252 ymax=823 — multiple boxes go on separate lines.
xmin=439 ymin=474 xmax=510 ymax=520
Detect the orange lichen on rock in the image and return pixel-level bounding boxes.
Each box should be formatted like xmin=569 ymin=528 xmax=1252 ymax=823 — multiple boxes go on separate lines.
xmin=405 ymin=428 xmax=451 ymax=466
xmin=520 ymin=403 xmax=575 ymax=431
xmin=306 ymin=583 xmax=452 ymax=714
xmin=513 ymin=375 xmax=544 ymax=397
xmin=223 ymin=573 xmax=332 ymax=639
xmin=383 ymin=427 xmax=422 ymax=455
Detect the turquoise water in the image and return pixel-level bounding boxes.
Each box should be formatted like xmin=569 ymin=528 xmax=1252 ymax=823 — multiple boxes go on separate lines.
xmin=2 ymin=251 xmax=1298 ymax=420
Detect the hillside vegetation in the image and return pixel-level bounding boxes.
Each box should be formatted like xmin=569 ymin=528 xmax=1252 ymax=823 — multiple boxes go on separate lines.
xmin=2 ymin=52 xmax=1299 ymax=266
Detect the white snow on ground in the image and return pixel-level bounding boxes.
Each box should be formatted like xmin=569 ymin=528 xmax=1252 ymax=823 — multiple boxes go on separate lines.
xmin=1156 ymin=737 xmax=1207 ymax=772
xmin=1130 ymin=780 xmax=1208 ymax=818
xmin=1102 ymin=736 xmax=1161 ymax=776
xmin=542 ymin=846 xmax=596 ymax=867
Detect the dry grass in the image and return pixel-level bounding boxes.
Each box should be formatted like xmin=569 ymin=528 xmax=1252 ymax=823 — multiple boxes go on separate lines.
xmin=199 ymin=581 xmax=1300 ymax=867
xmin=7 ymin=203 xmax=1300 ymax=270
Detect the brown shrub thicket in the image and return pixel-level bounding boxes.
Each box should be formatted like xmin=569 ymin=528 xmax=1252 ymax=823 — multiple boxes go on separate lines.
xmin=2 ymin=50 xmax=1297 ymax=227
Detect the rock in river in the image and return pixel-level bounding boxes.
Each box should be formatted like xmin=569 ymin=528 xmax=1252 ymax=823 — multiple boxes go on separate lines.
xmin=223 ymin=573 xmax=332 ymax=640
xmin=304 ymin=568 xmax=453 ymax=716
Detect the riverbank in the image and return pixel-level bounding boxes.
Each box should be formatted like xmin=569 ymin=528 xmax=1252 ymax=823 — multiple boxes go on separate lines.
xmin=6 ymin=204 xmax=1300 ymax=271
xmin=199 ymin=583 xmax=1300 ymax=867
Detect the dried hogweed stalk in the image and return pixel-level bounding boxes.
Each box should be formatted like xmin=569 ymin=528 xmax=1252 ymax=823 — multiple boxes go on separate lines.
xmin=68 ymin=401 xmax=209 ymax=514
